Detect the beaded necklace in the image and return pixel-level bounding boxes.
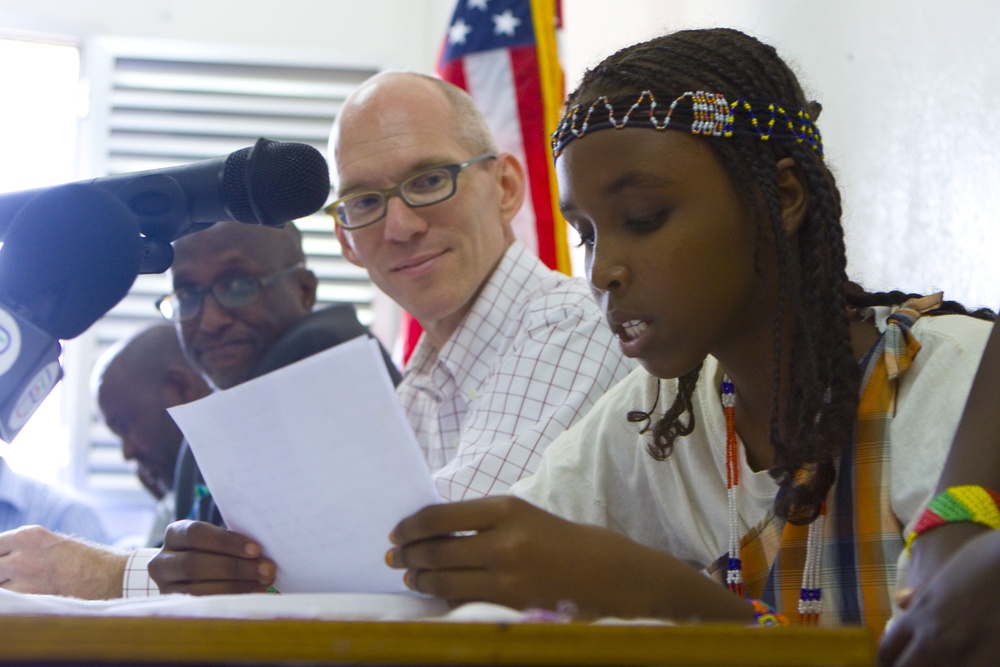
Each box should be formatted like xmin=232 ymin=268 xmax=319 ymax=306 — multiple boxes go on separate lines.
xmin=721 ymin=375 xmax=825 ymax=625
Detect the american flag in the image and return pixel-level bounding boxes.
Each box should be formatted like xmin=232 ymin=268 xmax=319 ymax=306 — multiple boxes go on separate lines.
xmin=400 ymin=0 xmax=568 ymax=363
xmin=437 ymin=0 xmax=568 ymax=275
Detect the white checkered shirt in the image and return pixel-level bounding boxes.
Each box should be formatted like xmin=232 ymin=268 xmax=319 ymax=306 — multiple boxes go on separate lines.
xmin=122 ymin=548 xmax=160 ymax=597
xmin=397 ymin=241 xmax=635 ymax=501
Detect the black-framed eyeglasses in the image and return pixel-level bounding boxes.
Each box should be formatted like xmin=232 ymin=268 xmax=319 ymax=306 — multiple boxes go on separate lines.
xmin=155 ymin=262 xmax=305 ymax=322
xmin=325 ymin=152 xmax=498 ymax=230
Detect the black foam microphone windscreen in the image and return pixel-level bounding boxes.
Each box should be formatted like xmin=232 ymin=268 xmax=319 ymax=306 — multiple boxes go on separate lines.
xmin=0 ymin=139 xmax=331 ymax=244
xmin=221 ymin=139 xmax=331 ymax=226
xmin=0 ymin=183 xmax=142 ymax=339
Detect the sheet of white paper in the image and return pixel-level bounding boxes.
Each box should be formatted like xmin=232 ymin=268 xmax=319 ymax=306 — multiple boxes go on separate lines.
xmin=168 ymin=336 xmax=441 ymax=595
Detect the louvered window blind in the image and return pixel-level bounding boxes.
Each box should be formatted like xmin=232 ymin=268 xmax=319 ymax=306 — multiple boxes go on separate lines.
xmin=61 ymin=38 xmax=382 ymax=534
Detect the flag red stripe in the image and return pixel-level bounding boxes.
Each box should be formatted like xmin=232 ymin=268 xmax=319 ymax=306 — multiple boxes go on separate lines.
xmin=509 ymin=45 xmax=557 ymax=269
xmin=438 ymin=58 xmax=467 ymax=91
xmin=401 ymin=0 xmax=565 ymax=365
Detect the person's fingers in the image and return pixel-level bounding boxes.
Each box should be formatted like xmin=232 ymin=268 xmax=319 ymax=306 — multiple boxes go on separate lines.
xmin=391 ymin=496 xmax=528 ymax=546
xmin=149 ymin=551 xmax=275 ymax=590
xmin=0 ymin=525 xmax=52 ymax=557
xmin=877 ymin=621 xmax=913 ymax=666
xmin=391 ymin=500 xmax=491 ymax=546
xmin=403 ymin=566 xmax=494 ymax=603
xmin=163 ymin=520 xmax=261 ymax=558
xmin=882 ymin=632 xmax=954 ymax=667
xmin=0 ymin=536 xmax=12 ymax=558
xmin=894 ymin=586 xmax=915 ymax=610
xmin=886 ymin=642 xmax=921 ymax=667
xmin=387 ymin=531 xmax=491 ymax=571
xmin=158 ymin=578 xmax=273 ymax=596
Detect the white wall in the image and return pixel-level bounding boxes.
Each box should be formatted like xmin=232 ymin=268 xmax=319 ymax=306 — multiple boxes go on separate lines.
xmin=3 ymin=0 xmax=995 ymax=309
xmin=0 ymin=0 xmax=455 ymax=73
xmin=561 ymin=0 xmax=1000 ymax=310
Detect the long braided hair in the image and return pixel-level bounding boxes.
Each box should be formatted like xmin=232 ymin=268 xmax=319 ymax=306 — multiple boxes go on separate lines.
xmin=565 ymin=28 xmax=992 ymax=525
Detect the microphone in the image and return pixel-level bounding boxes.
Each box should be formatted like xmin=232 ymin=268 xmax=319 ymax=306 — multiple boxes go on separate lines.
xmin=0 ymin=183 xmax=141 ymax=442
xmin=0 ymin=138 xmax=330 ymax=248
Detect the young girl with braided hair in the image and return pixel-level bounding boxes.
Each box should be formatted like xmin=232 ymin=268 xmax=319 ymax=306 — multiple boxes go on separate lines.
xmin=385 ymin=27 xmax=994 ymax=631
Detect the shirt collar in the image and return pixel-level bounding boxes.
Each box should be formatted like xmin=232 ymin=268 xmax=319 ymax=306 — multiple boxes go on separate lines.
xmin=405 ymin=241 xmax=543 ymax=393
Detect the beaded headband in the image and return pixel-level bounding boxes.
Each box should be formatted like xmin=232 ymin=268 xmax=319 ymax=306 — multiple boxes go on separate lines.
xmin=551 ymin=90 xmax=823 ymax=159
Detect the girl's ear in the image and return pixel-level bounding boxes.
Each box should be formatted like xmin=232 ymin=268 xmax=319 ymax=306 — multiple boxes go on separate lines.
xmin=776 ymin=157 xmax=807 ymax=237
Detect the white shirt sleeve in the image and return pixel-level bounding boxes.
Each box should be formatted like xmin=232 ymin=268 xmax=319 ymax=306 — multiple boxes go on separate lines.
xmin=122 ymin=548 xmax=161 ymax=598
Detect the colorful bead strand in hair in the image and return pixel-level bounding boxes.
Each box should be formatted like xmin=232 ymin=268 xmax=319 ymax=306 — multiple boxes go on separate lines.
xmin=551 ymin=90 xmax=823 ymax=158
xmin=722 ymin=375 xmax=827 ymax=624
xmin=722 ymin=376 xmax=743 ymax=596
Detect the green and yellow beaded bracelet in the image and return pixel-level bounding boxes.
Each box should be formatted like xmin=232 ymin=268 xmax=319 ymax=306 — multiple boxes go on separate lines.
xmin=905 ymin=485 xmax=1000 ymax=554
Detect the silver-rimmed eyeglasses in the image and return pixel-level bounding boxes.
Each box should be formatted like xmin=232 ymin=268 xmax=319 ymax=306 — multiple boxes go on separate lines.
xmin=156 ymin=262 xmax=305 ymax=322
xmin=325 ymin=153 xmax=498 ymax=230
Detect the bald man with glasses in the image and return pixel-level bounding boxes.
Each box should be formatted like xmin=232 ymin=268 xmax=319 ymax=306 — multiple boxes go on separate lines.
xmin=1 ymin=73 xmax=633 ymax=599
xmin=144 ymin=72 xmax=634 ymax=596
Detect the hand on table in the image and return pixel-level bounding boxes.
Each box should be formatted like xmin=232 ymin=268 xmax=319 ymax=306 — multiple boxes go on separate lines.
xmin=148 ymin=520 xmax=276 ymax=595
xmin=386 ymin=495 xmax=751 ymax=622
xmin=0 ymin=525 xmax=126 ymax=599
xmin=879 ymin=529 xmax=1000 ymax=666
